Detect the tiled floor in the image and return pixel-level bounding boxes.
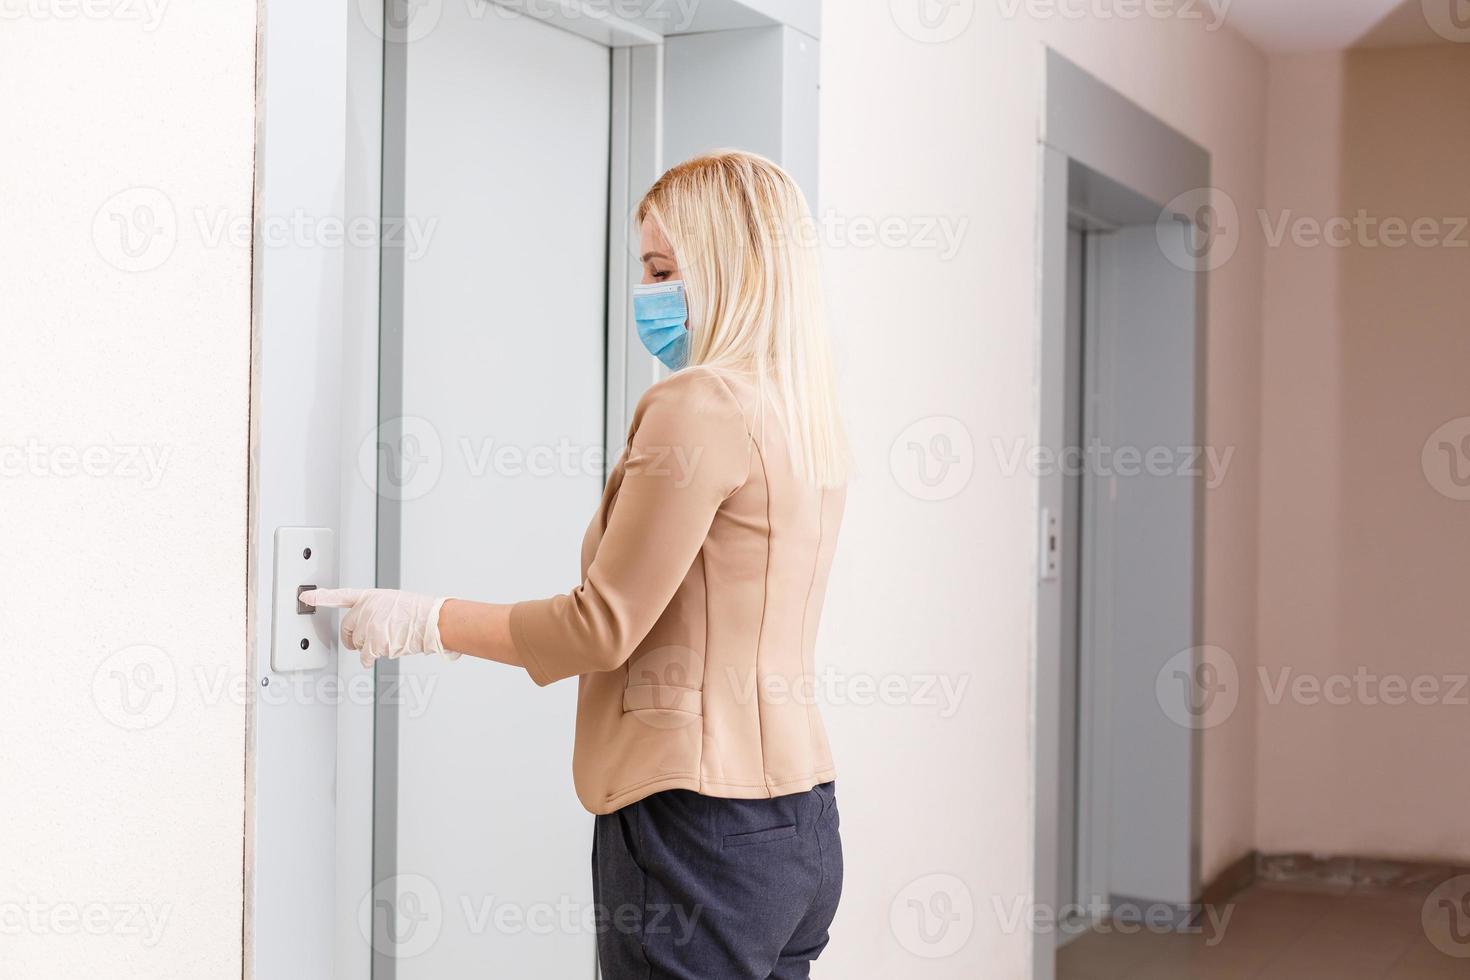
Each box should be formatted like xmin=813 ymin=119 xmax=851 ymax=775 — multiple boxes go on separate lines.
xmin=1057 ymin=871 xmax=1470 ymax=980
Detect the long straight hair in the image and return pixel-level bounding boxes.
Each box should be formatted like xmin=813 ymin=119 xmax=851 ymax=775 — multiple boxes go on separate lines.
xmin=637 ymin=151 xmax=850 ymax=488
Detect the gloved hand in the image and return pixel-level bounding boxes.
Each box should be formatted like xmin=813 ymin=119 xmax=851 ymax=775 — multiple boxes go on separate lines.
xmin=299 ymin=588 xmax=459 ymax=669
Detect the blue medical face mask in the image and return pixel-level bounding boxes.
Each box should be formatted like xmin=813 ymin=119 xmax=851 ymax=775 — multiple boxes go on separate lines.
xmin=632 ymin=280 xmax=689 ymax=371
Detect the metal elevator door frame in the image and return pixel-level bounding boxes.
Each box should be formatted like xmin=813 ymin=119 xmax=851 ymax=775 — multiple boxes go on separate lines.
xmin=1033 ymin=48 xmax=1211 ymax=980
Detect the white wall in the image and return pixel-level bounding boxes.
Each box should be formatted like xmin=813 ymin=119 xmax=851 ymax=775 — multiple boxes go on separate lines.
xmin=816 ymin=3 xmax=1266 ymax=976
xmin=0 ymin=5 xmax=257 ymax=979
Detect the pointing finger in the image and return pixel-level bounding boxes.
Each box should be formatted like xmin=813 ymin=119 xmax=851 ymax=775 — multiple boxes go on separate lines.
xmin=301 ymin=588 xmax=366 ymax=609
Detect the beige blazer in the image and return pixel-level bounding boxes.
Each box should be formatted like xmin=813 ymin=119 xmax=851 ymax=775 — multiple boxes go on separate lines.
xmin=510 ymin=367 xmax=844 ymax=815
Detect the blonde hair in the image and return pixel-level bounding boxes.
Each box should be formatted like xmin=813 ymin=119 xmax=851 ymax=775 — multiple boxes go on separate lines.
xmin=637 ymin=150 xmax=849 ymax=488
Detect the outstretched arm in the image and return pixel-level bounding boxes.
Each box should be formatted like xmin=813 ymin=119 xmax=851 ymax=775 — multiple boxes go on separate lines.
xmin=299 ymin=589 xmax=522 ymax=669
xmin=438 ymin=599 xmax=521 ymax=669
xmin=302 ymin=372 xmax=750 ymax=682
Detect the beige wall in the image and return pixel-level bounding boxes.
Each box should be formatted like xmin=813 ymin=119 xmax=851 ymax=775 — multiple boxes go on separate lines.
xmin=817 ymin=5 xmax=1266 ymax=975
xmin=1255 ymin=46 xmax=1470 ymax=864
xmin=0 ymin=5 xmax=256 ymax=979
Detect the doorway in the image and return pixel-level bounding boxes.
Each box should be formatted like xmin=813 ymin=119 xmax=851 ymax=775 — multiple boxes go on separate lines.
xmin=245 ymin=1 xmax=821 ymax=977
xmin=371 ymin=5 xmax=612 ymax=977
xmin=1034 ymin=51 xmax=1210 ymax=980
xmin=289 ymin=2 xmax=824 ymax=979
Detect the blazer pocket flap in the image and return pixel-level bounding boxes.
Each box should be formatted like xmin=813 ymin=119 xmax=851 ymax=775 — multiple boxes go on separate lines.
xmin=622 ymin=684 xmax=702 ymax=715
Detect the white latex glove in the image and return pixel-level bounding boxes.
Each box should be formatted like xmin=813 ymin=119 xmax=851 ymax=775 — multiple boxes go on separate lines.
xmin=300 ymin=588 xmax=459 ymax=669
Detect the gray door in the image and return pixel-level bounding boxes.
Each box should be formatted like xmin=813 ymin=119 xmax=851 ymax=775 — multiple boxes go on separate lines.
xmin=1092 ymin=223 xmax=1199 ymax=907
xmin=377 ymin=5 xmax=610 ymax=976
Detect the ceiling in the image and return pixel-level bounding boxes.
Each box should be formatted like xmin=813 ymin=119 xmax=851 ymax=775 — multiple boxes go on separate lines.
xmin=1222 ymin=0 xmax=1450 ymax=52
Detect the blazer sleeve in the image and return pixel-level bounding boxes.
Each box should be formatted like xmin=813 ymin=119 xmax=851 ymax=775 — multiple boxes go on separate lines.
xmin=509 ymin=370 xmax=752 ymax=686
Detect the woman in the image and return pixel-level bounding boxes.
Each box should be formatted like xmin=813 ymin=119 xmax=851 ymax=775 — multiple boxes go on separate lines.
xmin=305 ymin=150 xmax=848 ymax=979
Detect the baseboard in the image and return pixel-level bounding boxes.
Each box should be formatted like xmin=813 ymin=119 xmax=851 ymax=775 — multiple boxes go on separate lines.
xmin=1199 ymin=849 xmax=1259 ymax=911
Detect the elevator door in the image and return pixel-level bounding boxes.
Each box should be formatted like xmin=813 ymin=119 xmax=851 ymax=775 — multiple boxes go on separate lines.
xmin=381 ymin=5 xmax=610 ymax=977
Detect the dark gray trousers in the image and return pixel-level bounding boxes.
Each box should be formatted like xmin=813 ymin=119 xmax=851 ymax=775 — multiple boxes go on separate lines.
xmin=592 ymin=782 xmax=842 ymax=979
